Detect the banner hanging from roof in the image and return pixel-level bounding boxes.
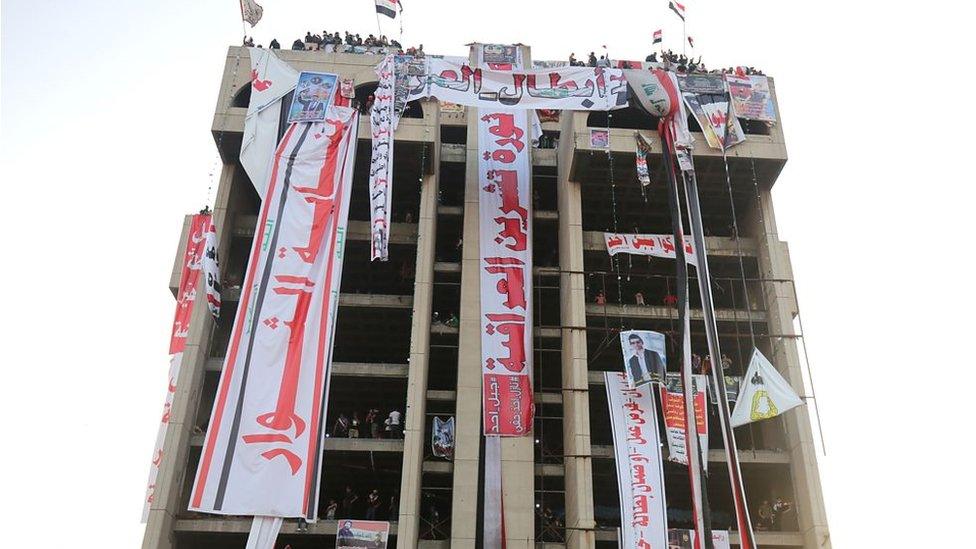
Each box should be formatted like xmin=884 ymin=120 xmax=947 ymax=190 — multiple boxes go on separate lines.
xmin=661 ymin=374 xmax=709 ymax=470
xmin=677 ymin=74 xmax=745 ymax=150
xmin=369 ymin=56 xmax=397 ymax=262
xmin=191 ymin=108 xmax=359 ymax=519
xmin=241 ymin=48 xmax=299 ymax=200
xmin=605 ymin=372 xmax=668 ymax=549
xmin=170 ymin=214 xmax=210 ymax=354
xmin=141 ymin=353 xmax=183 ymax=522
xmin=731 ymin=349 xmax=804 ymax=427
xmin=479 ymin=108 xmax=533 ymax=437
xmin=407 ymin=58 xmax=628 ymax=111
xmin=726 ymin=74 xmax=777 ymax=122
xmin=204 ymin=222 xmax=221 ymax=319
xmin=604 ymin=233 xmax=698 ymax=266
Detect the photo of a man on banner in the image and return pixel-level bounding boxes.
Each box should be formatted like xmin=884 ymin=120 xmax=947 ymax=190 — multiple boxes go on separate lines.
xmin=620 ymin=330 xmax=667 ymax=387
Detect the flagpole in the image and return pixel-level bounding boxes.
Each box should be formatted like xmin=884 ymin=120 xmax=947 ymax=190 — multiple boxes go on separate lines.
xmin=682 ymin=19 xmax=687 ymax=57
xmin=375 ymin=9 xmax=383 ymax=39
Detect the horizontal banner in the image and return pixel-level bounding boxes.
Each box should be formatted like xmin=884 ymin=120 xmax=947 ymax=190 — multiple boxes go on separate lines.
xmin=604 ymin=232 xmax=698 ymax=266
xmin=407 ymin=58 xmax=628 ymax=111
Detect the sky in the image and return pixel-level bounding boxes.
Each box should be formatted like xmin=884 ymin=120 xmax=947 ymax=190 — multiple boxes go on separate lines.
xmin=2 ymin=0 xmax=974 ymax=546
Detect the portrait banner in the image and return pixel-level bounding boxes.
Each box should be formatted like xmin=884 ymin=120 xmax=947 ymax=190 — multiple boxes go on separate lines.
xmin=170 ymin=213 xmax=210 ymax=354
xmin=619 ymin=330 xmax=667 ymax=388
xmin=668 ymin=529 xmax=731 ymax=549
xmin=190 ymin=107 xmax=359 ymax=519
xmin=660 ymin=374 xmax=709 ymax=470
xmin=141 ymin=353 xmax=183 ymax=522
xmin=726 ymin=75 xmax=776 ymax=122
xmin=731 ymin=349 xmax=803 ymax=427
xmin=288 ymin=71 xmax=338 ymax=123
xmin=432 ymin=416 xmax=455 ymax=460
xmin=408 ymin=58 xmax=628 ymax=111
xmin=606 ymin=372 xmax=668 ymax=549
xmin=203 ymin=221 xmax=221 ymax=319
xmin=336 ymin=520 xmax=390 ymax=549
xmin=709 ymin=375 xmax=741 ymax=405
xmin=604 ymin=233 xmax=697 ymax=266
xmin=479 ymin=109 xmax=534 ymax=437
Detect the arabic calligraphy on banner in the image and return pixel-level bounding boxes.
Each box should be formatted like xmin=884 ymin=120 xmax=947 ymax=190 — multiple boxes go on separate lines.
xmin=406 ymin=58 xmax=629 ymax=111
xmin=604 ymin=232 xmax=698 ymax=266
xmin=479 ymin=109 xmax=534 ymax=437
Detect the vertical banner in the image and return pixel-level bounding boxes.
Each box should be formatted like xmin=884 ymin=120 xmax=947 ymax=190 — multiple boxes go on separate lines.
xmin=431 ymin=417 xmax=455 ymax=460
xmin=169 ymin=213 xmax=210 ymax=354
xmin=204 ymin=221 xmax=221 ymax=319
xmin=479 ymin=109 xmax=534 ymax=437
xmin=606 ymin=372 xmax=668 ymax=549
xmin=660 ymin=375 xmax=709 ymax=470
xmin=190 ymin=107 xmax=359 ymax=519
xmin=369 ymin=56 xmax=396 ymax=262
xmin=141 ymin=353 xmax=183 ymax=522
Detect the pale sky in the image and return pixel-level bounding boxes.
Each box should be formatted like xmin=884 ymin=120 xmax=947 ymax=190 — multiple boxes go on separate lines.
xmin=2 ymin=1 xmax=973 ymax=546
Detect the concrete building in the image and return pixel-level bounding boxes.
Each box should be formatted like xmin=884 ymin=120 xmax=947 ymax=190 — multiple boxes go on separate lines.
xmin=142 ymin=45 xmax=830 ymax=549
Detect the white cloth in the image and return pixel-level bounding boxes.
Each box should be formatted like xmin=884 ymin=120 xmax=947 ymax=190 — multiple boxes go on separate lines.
xmin=241 ymin=48 xmax=299 ymax=199
xmin=245 ymin=516 xmax=283 ymax=549
xmin=731 ymin=349 xmax=804 ymax=427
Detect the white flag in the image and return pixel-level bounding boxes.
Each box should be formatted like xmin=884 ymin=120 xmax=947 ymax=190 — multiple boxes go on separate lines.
xmin=203 ymin=221 xmax=221 ymax=319
xmin=731 ymin=349 xmax=804 ymax=427
xmin=240 ymin=48 xmax=298 ymax=199
xmin=241 ymin=0 xmax=263 ymax=27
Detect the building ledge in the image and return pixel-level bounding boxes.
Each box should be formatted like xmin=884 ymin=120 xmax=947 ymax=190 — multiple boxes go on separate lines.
xmin=582 ymin=231 xmax=758 ymax=257
xmin=437 ymin=205 xmax=557 ymax=220
xmin=222 ymin=289 xmax=413 ymax=308
xmin=190 ymin=434 xmax=404 ymax=452
xmin=233 ymin=217 xmax=419 ymax=245
xmin=430 ymin=324 xmax=560 ymax=339
xmin=440 ymin=143 xmax=557 ymax=166
xmin=591 ymin=444 xmax=789 ymax=464
xmin=205 ymin=359 xmax=408 ymax=375
xmin=584 ymin=302 xmax=766 ymax=323
xmin=593 ymin=528 xmax=801 ymax=546
xmin=174 ymin=517 xmax=399 ymax=535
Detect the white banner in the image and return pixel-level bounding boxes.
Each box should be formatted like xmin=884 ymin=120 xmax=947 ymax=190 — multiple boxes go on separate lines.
xmin=191 ymin=108 xmax=359 ymax=519
xmin=246 ymin=516 xmax=283 ymax=549
xmin=660 ymin=374 xmax=709 ymax=470
xmin=369 ymin=56 xmax=397 ymax=261
xmin=604 ymin=233 xmax=698 ymax=266
xmin=408 ymin=58 xmax=628 ymax=111
xmin=731 ymin=349 xmax=804 ymax=427
xmin=241 ymin=48 xmax=299 ymax=200
xmin=606 ymin=372 xmax=668 ymax=549
xmin=204 ymin=221 xmax=221 ymax=319
xmin=479 ymin=108 xmax=534 ymax=437
xmin=141 ymin=353 xmax=183 ymax=522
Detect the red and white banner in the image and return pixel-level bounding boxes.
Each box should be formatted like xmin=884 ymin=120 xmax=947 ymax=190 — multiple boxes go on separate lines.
xmin=668 ymin=529 xmax=731 ymax=549
xmin=604 ymin=233 xmax=698 ymax=266
xmin=170 ymin=213 xmax=210 ymax=354
xmin=660 ymin=375 xmax=709 ymax=470
xmin=241 ymin=48 xmax=299 ymax=199
xmin=191 ymin=107 xmax=359 ymax=519
xmin=369 ymin=55 xmax=397 ymax=262
xmin=606 ymin=372 xmax=668 ymax=549
xmin=479 ymin=108 xmax=533 ymax=437
xmin=141 ymin=353 xmax=183 ymax=522
xmin=204 ymin=222 xmax=221 ymax=319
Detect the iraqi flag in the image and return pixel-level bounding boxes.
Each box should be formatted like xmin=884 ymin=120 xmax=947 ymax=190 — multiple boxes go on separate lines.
xmin=375 ymin=0 xmax=400 ymax=18
xmin=669 ymin=1 xmax=686 ymax=21
xmin=653 ymin=29 xmax=663 ymax=44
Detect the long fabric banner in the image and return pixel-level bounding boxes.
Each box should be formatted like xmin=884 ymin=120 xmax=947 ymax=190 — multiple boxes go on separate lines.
xmin=731 ymin=349 xmax=803 ymax=427
xmin=726 ymin=75 xmax=777 ymax=122
xmin=141 ymin=353 xmax=182 ymax=522
xmin=170 ymin=213 xmax=210 ymax=354
xmin=369 ymin=55 xmax=397 ymax=262
xmin=677 ymin=74 xmax=745 ymax=150
xmin=669 ymin=529 xmax=731 ymax=549
xmin=606 ymin=372 xmax=668 ymax=549
xmin=604 ymin=233 xmax=698 ymax=266
xmin=241 ymin=48 xmax=300 ymax=200
xmin=479 ymin=108 xmax=534 ymax=437
xmin=191 ymin=108 xmax=359 ymax=519
xmin=407 ymin=58 xmax=628 ymax=111
xmin=661 ymin=374 xmax=709 ymax=470
xmin=204 ymin=222 xmax=221 ymax=319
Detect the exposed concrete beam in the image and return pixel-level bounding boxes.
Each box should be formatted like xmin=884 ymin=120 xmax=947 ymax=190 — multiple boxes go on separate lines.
xmin=175 ymin=518 xmax=400 ymax=535
xmin=422 ymin=460 xmax=564 ymax=477
xmin=585 ymin=302 xmax=766 ymax=323
xmin=233 ymin=217 xmax=420 ymax=245
xmin=590 ymin=445 xmax=789 ymax=464
xmin=592 ymin=529 xmax=803 ymax=546
xmin=205 ymin=359 xmax=407 ymax=374
xmin=431 ymin=324 xmax=561 ymax=338
xmin=221 ymin=289 xmax=413 ymax=308
xmin=581 ymin=231 xmax=758 ymax=258
xmin=437 ymin=205 xmax=558 ymax=221
xmin=440 ymin=143 xmax=557 ymax=166
xmin=189 ymin=434 xmax=404 ymax=452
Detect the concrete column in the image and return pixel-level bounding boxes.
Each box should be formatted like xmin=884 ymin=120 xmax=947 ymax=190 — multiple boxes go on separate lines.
xmin=142 ymin=164 xmax=236 ymax=549
xmin=398 ymin=116 xmax=441 ymax=549
xmin=556 ymin=114 xmax=596 ymax=549
xmin=450 ymin=107 xmax=485 ymax=549
xmin=753 ymin=190 xmax=831 ymax=549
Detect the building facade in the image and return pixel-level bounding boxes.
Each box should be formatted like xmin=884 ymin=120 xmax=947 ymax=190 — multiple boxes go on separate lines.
xmin=142 ymin=45 xmax=830 ymax=549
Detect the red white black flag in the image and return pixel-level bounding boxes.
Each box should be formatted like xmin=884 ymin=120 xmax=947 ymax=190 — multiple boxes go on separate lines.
xmin=653 ymin=29 xmax=663 ymax=44
xmin=669 ymin=1 xmax=686 ymax=21
xmin=375 ymin=0 xmax=400 ymax=18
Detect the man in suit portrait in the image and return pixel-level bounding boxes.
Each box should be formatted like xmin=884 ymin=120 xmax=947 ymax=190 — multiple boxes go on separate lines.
xmin=626 ymin=332 xmax=666 ymax=386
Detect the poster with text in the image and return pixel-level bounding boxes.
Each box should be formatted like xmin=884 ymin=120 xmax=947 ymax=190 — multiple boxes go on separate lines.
xmin=336 ymin=520 xmax=390 ymax=549
xmin=620 ymin=330 xmax=667 ymax=387
xmin=288 ymin=71 xmax=338 ymax=123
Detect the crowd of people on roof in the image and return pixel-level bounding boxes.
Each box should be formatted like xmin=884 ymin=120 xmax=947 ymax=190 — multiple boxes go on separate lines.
xmin=242 ymin=34 xmax=764 ymax=76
